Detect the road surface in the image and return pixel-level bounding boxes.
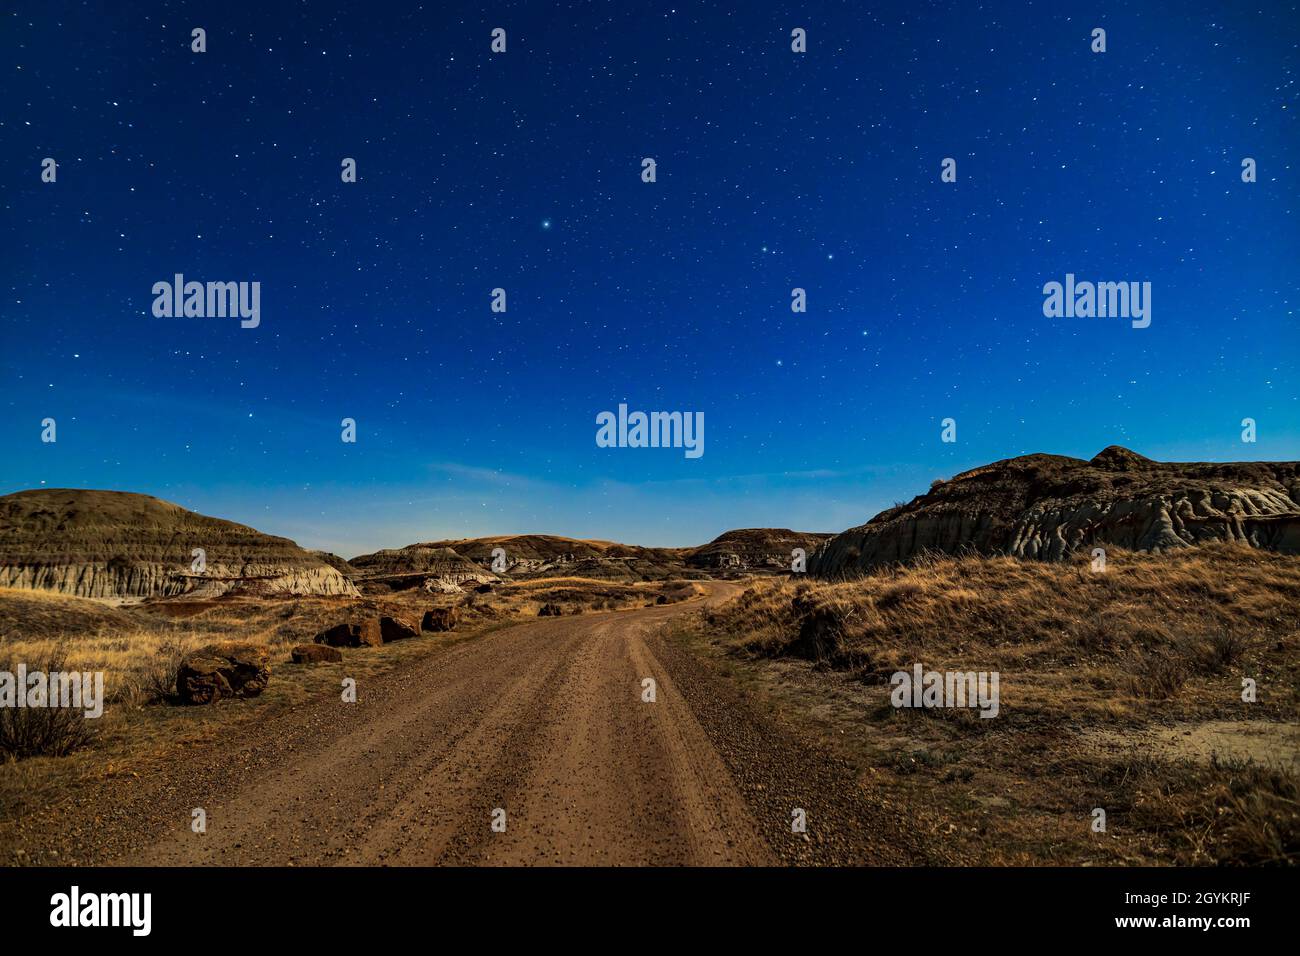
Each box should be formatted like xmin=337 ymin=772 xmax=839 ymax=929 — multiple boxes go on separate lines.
xmin=18 ymin=582 xmax=917 ymax=866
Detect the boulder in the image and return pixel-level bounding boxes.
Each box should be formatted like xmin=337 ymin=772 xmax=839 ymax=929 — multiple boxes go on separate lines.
xmin=538 ymin=602 xmax=563 ymax=617
xmin=291 ymin=643 xmax=342 ymax=664
xmin=421 ymin=606 xmax=460 ymax=632
xmin=176 ymin=642 xmax=270 ymax=704
xmin=314 ymin=619 xmax=382 ymax=648
xmin=379 ymin=615 xmax=419 ymax=642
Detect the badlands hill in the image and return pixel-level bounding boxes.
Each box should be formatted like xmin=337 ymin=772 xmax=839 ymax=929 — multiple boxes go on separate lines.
xmin=810 ymin=446 xmax=1300 ymax=577
xmin=352 ymin=529 xmax=838 ymax=584
xmin=348 ymin=544 xmax=496 ymax=592
xmin=0 ymin=489 xmax=359 ymax=599
xmin=309 ymin=550 xmax=360 ymax=578
xmin=686 ymin=528 xmax=834 ymax=570
xmin=353 ymin=534 xmax=697 ymax=583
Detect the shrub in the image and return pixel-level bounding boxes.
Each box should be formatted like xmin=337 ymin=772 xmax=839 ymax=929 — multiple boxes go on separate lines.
xmin=1129 ymin=650 xmax=1187 ymax=699
xmin=0 ymin=651 xmax=97 ymax=760
xmin=137 ymin=637 xmax=189 ymax=704
xmin=1192 ymin=632 xmax=1247 ymax=676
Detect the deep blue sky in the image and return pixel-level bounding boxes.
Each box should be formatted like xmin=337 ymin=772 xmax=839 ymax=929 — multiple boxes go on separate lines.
xmin=2 ymin=1 xmax=1297 ymax=557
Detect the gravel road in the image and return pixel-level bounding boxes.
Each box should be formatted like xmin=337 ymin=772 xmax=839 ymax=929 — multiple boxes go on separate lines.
xmin=17 ymin=582 xmax=920 ymax=866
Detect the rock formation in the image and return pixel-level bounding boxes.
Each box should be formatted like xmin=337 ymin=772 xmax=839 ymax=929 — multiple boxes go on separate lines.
xmin=0 ymin=489 xmax=359 ymax=600
xmin=358 ymin=531 xmax=833 ymax=582
xmin=347 ymin=545 xmax=496 ymax=592
xmin=422 ymin=607 xmax=460 ymax=632
xmin=355 ymin=535 xmax=700 ymax=582
xmin=291 ymin=644 xmax=343 ymax=664
xmin=378 ymin=615 xmax=419 ymax=641
xmin=309 ymin=550 xmax=360 ymax=579
xmin=176 ymin=642 xmax=271 ymax=704
xmin=810 ymin=447 xmax=1300 ymax=577
xmin=314 ymin=619 xmax=383 ymax=648
xmin=685 ymin=529 xmax=834 ymax=571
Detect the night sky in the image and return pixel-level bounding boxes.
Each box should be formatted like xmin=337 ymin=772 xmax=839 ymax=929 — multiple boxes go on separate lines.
xmin=2 ymin=1 xmax=1297 ymax=556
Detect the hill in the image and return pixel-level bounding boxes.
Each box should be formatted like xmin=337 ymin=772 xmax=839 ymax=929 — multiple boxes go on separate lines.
xmin=810 ymin=447 xmax=1300 ymax=577
xmin=686 ymin=528 xmax=834 ymax=571
xmin=0 ymin=489 xmax=359 ymax=599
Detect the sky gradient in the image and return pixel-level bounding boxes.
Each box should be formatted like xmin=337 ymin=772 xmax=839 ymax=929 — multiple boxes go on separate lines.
xmin=2 ymin=1 xmax=1297 ymax=557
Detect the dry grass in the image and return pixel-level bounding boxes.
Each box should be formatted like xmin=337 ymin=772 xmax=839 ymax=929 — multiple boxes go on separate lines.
xmin=0 ymin=586 xmax=451 ymax=817
xmin=0 ymin=587 xmax=361 ymax=708
xmin=0 ymin=575 xmax=707 ymax=828
xmin=1089 ymin=754 xmax=1299 ymax=865
xmin=0 ymin=577 xmax=700 ymax=711
xmin=0 ymin=648 xmax=99 ymax=759
xmin=677 ymin=543 xmax=1300 ymax=865
xmin=462 ymin=577 xmax=701 ymax=617
xmin=704 ymin=543 xmax=1300 ymax=722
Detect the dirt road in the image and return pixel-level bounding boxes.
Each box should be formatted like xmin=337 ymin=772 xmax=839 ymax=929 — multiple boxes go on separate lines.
xmin=23 ymin=582 xmax=919 ymax=866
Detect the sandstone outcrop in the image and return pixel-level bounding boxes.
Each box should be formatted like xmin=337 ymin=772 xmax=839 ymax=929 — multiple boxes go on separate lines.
xmin=176 ymin=642 xmax=270 ymax=704
xmin=378 ymin=615 xmax=419 ymax=642
xmin=291 ymin=644 xmax=343 ymax=664
xmin=686 ymin=529 xmax=834 ymax=571
xmin=347 ymin=545 xmax=496 ymax=593
xmin=387 ymin=535 xmax=700 ymax=581
xmin=421 ymin=607 xmax=460 ymax=632
xmin=309 ymin=550 xmax=360 ymax=579
xmin=810 ymin=447 xmax=1300 ymax=577
xmin=0 ymin=489 xmax=359 ymax=600
xmin=357 ymin=531 xmax=829 ymax=583
xmin=314 ymin=620 xmax=382 ymax=648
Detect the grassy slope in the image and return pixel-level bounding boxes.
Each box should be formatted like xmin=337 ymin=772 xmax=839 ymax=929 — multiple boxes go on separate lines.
xmin=675 ymin=543 xmax=1299 ymax=864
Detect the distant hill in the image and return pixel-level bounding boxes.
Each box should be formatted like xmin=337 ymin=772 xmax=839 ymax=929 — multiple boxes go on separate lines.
xmin=811 ymin=447 xmax=1300 ymax=577
xmin=685 ymin=529 xmax=834 ymax=571
xmin=0 ymin=489 xmax=359 ymax=599
xmin=413 ymin=534 xmax=628 ymax=565
xmin=347 ymin=544 xmax=497 ymax=592
xmin=352 ymin=534 xmax=698 ymax=583
xmin=0 ymin=486 xmax=845 ymax=598
xmin=352 ymin=529 xmax=835 ymax=582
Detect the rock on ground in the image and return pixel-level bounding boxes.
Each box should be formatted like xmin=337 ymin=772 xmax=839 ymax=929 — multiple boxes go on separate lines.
xmin=176 ymin=642 xmax=270 ymax=704
xmin=314 ymin=620 xmax=382 ymax=648
xmin=379 ymin=615 xmax=419 ymax=642
xmin=291 ymin=644 xmax=343 ymax=664
xmin=421 ymin=607 xmax=460 ymax=632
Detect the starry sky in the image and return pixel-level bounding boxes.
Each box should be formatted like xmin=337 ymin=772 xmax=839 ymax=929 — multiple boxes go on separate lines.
xmin=2 ymin=1 xmax=1297 ymax=557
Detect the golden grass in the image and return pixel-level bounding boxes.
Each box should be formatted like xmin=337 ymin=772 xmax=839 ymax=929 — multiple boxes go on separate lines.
xmin=704 ymin=543 xmax=1300 ymax=722
xmin=0 ymin=575 xmax=703 ymax=714
xmin=0 ymin=575 xmax=706 ymax=828
xmin=674 ymin=543 xmax=1300 ymax=864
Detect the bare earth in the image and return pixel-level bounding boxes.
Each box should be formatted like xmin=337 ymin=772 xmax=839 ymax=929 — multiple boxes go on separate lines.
xmin=30 ymin=582 xmax=917 ymax=867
